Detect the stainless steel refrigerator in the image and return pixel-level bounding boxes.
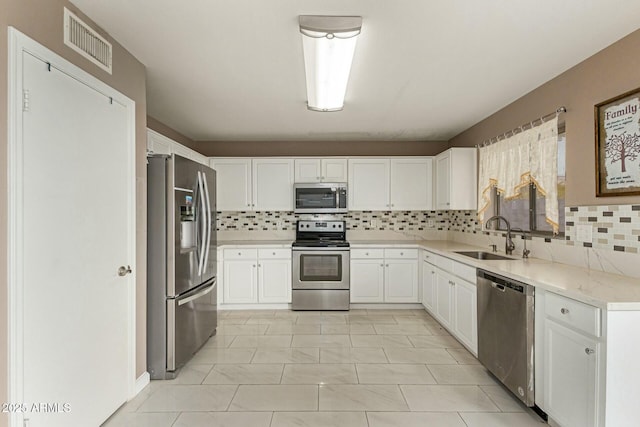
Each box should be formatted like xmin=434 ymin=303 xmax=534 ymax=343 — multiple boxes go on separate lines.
xmin=147 ymin=154 xmax=217 ymax=379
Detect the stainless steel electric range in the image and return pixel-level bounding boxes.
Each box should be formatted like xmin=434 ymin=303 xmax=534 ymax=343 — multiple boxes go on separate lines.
xmin=291 ymin=220 xmax=350 ymax=311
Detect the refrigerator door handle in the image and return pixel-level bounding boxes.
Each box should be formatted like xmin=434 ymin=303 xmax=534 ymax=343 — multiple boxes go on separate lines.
xmin=196 ymin=171 xmax=207 ymax=276
xmin=177 ymin=279 xmax=216 ymax=306
xmin=201 ymin=171 xmax=212 ymax=274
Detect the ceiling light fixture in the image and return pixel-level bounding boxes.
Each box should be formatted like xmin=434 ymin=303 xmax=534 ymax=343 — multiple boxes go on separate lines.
xmin=299 ymin=15 xmax=362 ymax=112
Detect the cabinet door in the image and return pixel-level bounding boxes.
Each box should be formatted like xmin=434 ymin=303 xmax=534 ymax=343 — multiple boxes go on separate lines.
xmin=449 ymin=148 xmax=478 ymax=210
xmin=390 ymin=158 xmax=433 ymax=210
xmin=435 ymin=152 xmax=451 ymax=210
xmin=422 ymin=261 xmax=436 ymax=312
xmin=453 ymin=279 xmax=478 ymax=354
xmin=211 ymin=158 xmax=252 ymax=211
xmin=350 ymin=259 xmax=385 ymax=303
xmin=147 ymin=129 xmax=172 ymax=155
xmin=223 ymin=260 xmax=258 ymax=303
xmin=258 ymin=259 xmax=292 ymax=303
xmin=348 ymin=159 xmax=390 ymax=210
xmin=435 ymin=269 xmax=453 ymax=328
xmin=545 ymin=320 xmax=599 ymax=427
xmin=384 ymin=259 xmax=419 ymax=303
xmin=253 ymin=159 xmax=294 ymax=211
xmin=321 ymin=158 xmax=348 ymax=182
xmin=294 ymin=159 xmax=322 ymax=183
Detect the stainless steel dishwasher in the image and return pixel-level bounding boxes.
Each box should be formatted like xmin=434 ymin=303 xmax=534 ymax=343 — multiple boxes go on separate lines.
xmin=477 ymin=269 xmax=535 ymax=406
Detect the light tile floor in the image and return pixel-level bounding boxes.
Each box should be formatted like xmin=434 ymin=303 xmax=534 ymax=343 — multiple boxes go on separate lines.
xmin=103 ymin=309 xmax=546 ymax=427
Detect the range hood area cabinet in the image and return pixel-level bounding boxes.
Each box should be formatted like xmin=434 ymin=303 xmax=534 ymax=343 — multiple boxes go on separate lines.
xmin=435 ymin=148 xmax=477 ymax=210
xmin=294 ymin=158 xmax=348 ymax=183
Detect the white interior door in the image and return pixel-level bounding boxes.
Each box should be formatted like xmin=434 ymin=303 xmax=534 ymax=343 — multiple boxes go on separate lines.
xmin=10 ymin=32 xmax=135 ymax=427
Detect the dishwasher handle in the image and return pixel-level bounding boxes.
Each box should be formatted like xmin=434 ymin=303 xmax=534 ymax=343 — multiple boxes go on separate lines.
xmin=477 ymin=269 xmax=532 ymax=295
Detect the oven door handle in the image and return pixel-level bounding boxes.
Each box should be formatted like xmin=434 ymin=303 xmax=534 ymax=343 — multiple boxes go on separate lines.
xmin=292 ymin=247 xmax=350 ymax=252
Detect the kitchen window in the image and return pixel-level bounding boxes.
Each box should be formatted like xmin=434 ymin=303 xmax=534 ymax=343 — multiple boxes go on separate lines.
xmin=488 ymin=133 xmax=566 ymax=235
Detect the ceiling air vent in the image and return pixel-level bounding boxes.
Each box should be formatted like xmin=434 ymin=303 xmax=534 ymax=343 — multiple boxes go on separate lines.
xmin=63 ymin=8 xmax=112 ymax=74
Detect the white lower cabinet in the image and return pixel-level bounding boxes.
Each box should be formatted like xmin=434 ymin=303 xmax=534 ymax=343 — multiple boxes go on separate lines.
xmin=421 ymin=259 xmax=436 ymax=310
xmin=453 ymin=278 xmax=478 ymax=353
xmin=434 ymin=269 xmax=454 ymax=328
xmin=222 ymin=247 xmax=291 ymax=304
xmin=350 ymin=259 xmax=385 ymax=303
xmin=350 ymin=248 xmax=419 ymax=303
xmin=423 ymin=250 xmax=478 ymax=355
xmin=223 ymin=259 xmax=258 ymax=303
xmin=538 ymin=291 xmax=602 ymax=427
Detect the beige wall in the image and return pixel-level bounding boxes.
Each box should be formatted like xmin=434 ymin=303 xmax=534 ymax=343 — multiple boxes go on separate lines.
xmin=449 ymin=29 xmax=640 ymax=207
xmin=198 ymin=140 xmax=449 ymax=157
xmin=147 ymin=116 xmax=200 ymax=152
xmin=1 ymin=2 xmax=147 ymax=424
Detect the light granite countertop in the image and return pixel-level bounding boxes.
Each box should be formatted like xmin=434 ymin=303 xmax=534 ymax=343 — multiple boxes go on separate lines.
xmin=351 ymin=240 xmax=640 ymax=311
xmin=217 ymin=239 xmax=640 ymax=310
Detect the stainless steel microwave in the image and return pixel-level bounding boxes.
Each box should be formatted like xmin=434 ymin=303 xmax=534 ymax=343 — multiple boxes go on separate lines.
xmin=293 ymin=183 xmax=348 ymax=213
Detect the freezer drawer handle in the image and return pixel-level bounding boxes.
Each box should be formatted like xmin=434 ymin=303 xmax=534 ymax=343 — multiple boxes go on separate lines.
xmin=177 ymin=281 xmax=216 ymax=306
xmin=118 ymin=265 xmax=132 ymax=276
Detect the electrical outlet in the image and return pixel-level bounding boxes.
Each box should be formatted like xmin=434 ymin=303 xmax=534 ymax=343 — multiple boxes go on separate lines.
xmin=427 ymin=219 xmax=435 ymax=228
xmin=370 ymin=219 xmax=377 ymax=228
xmin=276 ymin=220 xmax=283 ymax=228
xmin=576 ymin=224 xmax=593 ymax=243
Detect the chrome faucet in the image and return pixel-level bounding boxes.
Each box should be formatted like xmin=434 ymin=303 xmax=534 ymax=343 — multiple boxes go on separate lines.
xmin=485 ymin=215 xmax=515 ymax=255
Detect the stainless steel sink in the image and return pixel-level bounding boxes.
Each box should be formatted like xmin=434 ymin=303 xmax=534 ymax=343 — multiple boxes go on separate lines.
xmin=454 ymin=251 xmax=516 ymax=261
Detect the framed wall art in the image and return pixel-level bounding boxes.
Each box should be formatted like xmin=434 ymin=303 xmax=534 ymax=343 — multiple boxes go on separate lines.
xmin=595 ymin=87 xmax=640 ymax=196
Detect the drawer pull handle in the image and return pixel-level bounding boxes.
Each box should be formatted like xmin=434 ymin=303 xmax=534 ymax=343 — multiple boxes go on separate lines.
xmin=560 ymin=308 xmax=570 ymax=315
xmin=585 ymin=348 xmax=595 ymax=355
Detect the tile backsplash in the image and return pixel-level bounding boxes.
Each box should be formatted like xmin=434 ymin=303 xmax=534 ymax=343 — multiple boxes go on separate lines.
xmin=216 ymin=210 xmax=448 ymax=232
xmin=218 ymin=204 xmax=640 ymax=253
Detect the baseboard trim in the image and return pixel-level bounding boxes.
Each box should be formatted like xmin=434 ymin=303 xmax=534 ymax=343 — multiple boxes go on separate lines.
xmin=351 ymin=303 xmax=425 ymax=310
xmin=134 ymin=372 xmax=150 ymax=397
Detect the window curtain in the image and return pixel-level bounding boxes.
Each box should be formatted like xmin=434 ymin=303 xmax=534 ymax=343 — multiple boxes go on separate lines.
xmin=477 ymin=116 xmax=559 ymax=234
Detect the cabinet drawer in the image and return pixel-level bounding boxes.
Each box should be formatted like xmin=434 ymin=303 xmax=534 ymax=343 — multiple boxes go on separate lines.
xmin=452 ymin=262 xmax=476 ymax=284
xmin=430 ymin=253 xmax=454 ymax=271
xmin=546 ymin=292 xmax=601 ymax=337
xmin=258 ymin=248 xmax=291 ymax=259
xmin=351 ymin=248 xmax=384 ymax=259
xmin=223 ymin=248 xmax=258 ymax=260
xmin=384 ymin=248 xmax=418 ymax=259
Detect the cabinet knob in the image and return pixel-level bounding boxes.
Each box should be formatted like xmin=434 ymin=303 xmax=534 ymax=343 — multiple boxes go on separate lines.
xmin=365 ymin=252 xmax=369 ymax=256
xmin=238 ymin=252 xmax=241 ymax=256
xmin=585 ymin=348 xmax=595 ymax=355
xmin=380 ymin=264 xmax=384 ymax=267
xmin=272 ymin=252 xmax=276 ymax=255
xmin=386 ymin=264 xmax=389 ymax=267
xmin=253 ymin=264 xmax=256 ymax=268
xmin=316 ymin=176 xmax=320 ymax=180
xmin=400 ymin=252 xmax=403 ymax=256
xmin=560 ymin=308 xmax=570 ymax=315
xmin=449 ymin=280 xmax=455 ymax=286
xmin=247 ymin=203 xmax=250 ymax=207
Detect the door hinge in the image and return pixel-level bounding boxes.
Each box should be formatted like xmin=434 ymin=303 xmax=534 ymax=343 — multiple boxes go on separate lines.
xmin=22 ymin=89 xmax=30 ymax=112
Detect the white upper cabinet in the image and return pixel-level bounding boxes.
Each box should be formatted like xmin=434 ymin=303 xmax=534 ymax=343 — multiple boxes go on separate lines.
xmin=147 ymin=129 xmax=208 ymax=165
xmin=390 ymin=158 xmax=433 ymax=210
xmin=435 ymin=147 xmax=477 ymax=210
xmin=322 ymin=158 xmax=348 ymax=182
xmin=252 ymin=159 xmax=294 ymax=211
xmin=210 ymin=158 xmax=252 ymax=211
xmin=294 ymin=158 xmax=348 ymax=183
xmin=349 ymin=157 xmax=433 ymax=211
xmin=348 ymin=159 xmax=391 ymax=210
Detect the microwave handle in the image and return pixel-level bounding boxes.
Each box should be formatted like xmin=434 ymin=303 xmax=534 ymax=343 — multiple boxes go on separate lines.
xmin=335 ymin=190 xmax=339 ymax=206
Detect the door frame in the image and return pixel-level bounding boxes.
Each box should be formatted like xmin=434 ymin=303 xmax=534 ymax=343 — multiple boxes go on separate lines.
xmin=7 ymin=27 xmax=137 ymax=425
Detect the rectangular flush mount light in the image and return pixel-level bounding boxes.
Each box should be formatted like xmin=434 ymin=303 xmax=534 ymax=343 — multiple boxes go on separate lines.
xmin=299 ymin=15 xmax=362 ymax=112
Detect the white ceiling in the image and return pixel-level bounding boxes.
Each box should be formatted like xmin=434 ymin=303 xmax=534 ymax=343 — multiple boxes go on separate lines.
xmin=72 ymin=0 xmax=640 ymax=142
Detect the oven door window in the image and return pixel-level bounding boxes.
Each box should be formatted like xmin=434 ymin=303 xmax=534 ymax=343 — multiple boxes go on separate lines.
xmin=296 ymin=188 xmax=337 ymax=210
xmin=299 ymin=254 xmax=342 ymax=281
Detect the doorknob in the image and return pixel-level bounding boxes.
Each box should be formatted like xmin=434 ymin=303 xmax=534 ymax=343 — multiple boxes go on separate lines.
xmin=118 ymin=265 xmax=132 ymax=276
